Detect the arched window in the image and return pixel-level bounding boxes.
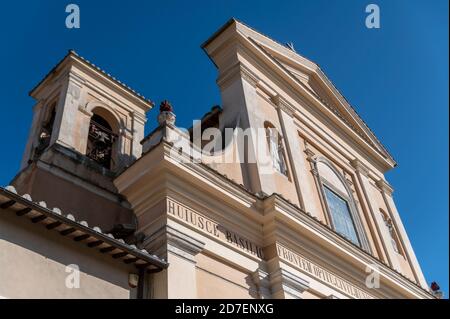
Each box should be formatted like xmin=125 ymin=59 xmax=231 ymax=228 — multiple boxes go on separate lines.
xmin=323 ymin=185 xmax=360 ymax=245
xmin=86 ymin=113 xmax=117 ymax=169
xmin=36 ymin=103 xmax=56 ymax=155
xmin=380 ymin=209 xmax=403 ymax=256
xmin=315 ymin=158 xmax=369 ymax=250
xmin=264 ymin=122 xmax=288 ymax=176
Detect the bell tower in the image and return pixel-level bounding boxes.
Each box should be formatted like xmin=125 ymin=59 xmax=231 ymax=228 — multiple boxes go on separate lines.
xmin=20 ymin=50 xmax=152 ymax=171
xmin=12 ymin=50 xmax=153 ymax=232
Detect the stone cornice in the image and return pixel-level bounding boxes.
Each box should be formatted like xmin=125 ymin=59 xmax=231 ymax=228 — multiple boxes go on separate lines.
xmin=350 ymin=159 xmax=370 ymax=177
xmin=261 ymin=194 xmax=433 ymax=299
xmin=217 ymin=62 xmax=260 ymax=90
xmin=131 ymin=110 xmax=147 ymax=125
xmin=272 ymin=94 xmax=296 ymax=117
xmin=161 ymin=142 xmax=258 ymax=207
xmin=158 ymin=142 xmax=426 ymax=297
xmin=376 ymin=179 xmax=394 ymax=196
xmin=269 ymin=267 xmax=310 ymax=298
xmin=116 ymin=140 xmax=432 ymax=299
xmin=205 ymin=20 xmax=396 ymax=171
xmin=143 ymin=225 xmax=205 ymax=263
xmin=30 ymin=50 xmax=154 ymax=111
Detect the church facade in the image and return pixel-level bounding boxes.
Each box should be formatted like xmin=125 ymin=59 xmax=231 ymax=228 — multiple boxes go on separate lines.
xmin=0 ymin=19 xmax=435 ymax=299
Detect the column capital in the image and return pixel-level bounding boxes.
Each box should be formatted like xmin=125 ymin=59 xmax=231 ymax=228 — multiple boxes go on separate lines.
xmin=252 ymin=268 xmax=272 ymax=299
xmin=131 ymin=110 xmax=147 ymax=125
xmin=376 ymin=179 xmax=394 ymax=196
xmin=240 ymin=64 xmax=260 ymax=87
xmin=143 ymin=225 xmax=205 ymax=263
xmin=304 ymin=148 xmax=316 ymax=163
xmin=269 ymin=268 xmax=310 ymax=299
xmin=272 ymin=95 xmax=296 ymax=117
xmin=217 ymin=62 xmax=260 ymax=89
xmin=350 ymin=159 xmax=370 ymax=177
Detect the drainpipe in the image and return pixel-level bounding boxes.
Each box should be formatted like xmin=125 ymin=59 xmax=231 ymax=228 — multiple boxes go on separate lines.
xmin=137 ymin=268 xmax=146 ymax=299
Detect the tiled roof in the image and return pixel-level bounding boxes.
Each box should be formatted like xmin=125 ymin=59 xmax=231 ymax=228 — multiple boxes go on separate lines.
xmin=0 ymin=186 xmax=167 ymax=272
xmin=29 ymin=50 xmax=154 ymax=107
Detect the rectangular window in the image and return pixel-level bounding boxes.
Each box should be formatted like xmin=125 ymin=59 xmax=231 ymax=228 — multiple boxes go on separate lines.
xmin=323 ymin=186 xmax=360 ymax=246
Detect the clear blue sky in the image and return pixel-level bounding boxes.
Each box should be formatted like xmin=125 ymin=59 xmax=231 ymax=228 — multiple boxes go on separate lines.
xmin=0 ymin=0 xmax=447 ymax=296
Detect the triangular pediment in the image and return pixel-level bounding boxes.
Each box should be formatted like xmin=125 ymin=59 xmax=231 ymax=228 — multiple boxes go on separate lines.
xmin=203 ymin=19 xmax=395 ymax=166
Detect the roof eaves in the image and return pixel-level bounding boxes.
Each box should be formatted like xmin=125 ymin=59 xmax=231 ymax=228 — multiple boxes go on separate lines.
xmin=29 ymin=50 xmax=155 ymax=108
xmin=0 ymin=186 xmax=168 ymax=271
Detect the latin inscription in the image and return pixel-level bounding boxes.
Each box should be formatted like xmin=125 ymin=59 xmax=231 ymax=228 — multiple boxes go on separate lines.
xmin=167 ymin=199 xmax=264 ymax=259
xmin=277 ymin=244 xmax=375 ymax=299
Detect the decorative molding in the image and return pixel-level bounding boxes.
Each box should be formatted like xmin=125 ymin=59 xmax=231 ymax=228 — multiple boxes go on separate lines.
xmin=346 ymin=178 xmax=354 ymax=189
xmin=143 ymin=225 xmax=205 ymax=263
xmin=251 ymin=268 xmax=272 ymax=299
xmin=314 ymin=157 xmax=372 ymax=253
xmin=217 ymin=62 xmax=260 ymax=90
xmin=269 ymin=268 xmax=310 ymax=299
xmin=67 ymin=70 xmax=86 ymax=88
xmin=241 ymin=64 xmax=260 ymax=87
xmin=350 ymin=159 xmax=369 ymax=177
xmin=83 ymin=100 xmax=122 ymax=124
xmin=310 ymin=168 xmax=319 ymax=177
xmin=263 ymin=194 xmax=433 ymax=298
xmin=276 ymin=243 xmax=375 ymax=299
xmin=166 ymin=198 xmax=264 ymax=259
xmin=131 ymin=110 xmax=147 ymax=125
xmin=304 ymin=148 xmax=316 ymax=162
xmin=271 ymin=94 xmax=296 ymax=117
xmin=376 ymin=179 xmax=394 ymax=196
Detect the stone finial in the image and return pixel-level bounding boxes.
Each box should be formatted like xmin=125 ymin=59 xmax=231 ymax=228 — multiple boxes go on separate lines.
xmin=158 ymin=100 xmax=176 ymax=126
xmin=159 ymin=100 xmax=173 ymax=113
xmin=430 ymin=281 xmax=444 ymax=299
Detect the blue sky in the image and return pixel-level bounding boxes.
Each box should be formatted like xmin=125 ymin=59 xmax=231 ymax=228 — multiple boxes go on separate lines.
xmin=0 ymin=0 xmax=448 ymax=296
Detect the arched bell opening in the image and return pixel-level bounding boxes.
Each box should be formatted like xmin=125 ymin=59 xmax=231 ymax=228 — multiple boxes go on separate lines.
xmin=86 ymin=108 xmax=119 ymax=170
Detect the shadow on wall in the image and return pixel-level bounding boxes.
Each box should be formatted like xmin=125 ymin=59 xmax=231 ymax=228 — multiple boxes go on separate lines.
xmin=0 ymin=210 xmax=134 ymax=298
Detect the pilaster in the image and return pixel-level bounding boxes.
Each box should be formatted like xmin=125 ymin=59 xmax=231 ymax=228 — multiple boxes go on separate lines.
xmin=274 ymin=95 xmax=321 ymax=217
xmin=217 ymin=62 xmax=275 ymax=194
xmin=267 ymin=260 xmax=310 ymax=299
xmin=376 ymin=179 xmax=428 ymax=289
xmin=350 ymin=159 xmax=390 ymax=263
xmin=144 ymin=225 xmax=205 ymax=299
xmin=251 ymin=268 xmax=272 ymax=299
xmin=20 ymin=101 xmax=45 ymax=169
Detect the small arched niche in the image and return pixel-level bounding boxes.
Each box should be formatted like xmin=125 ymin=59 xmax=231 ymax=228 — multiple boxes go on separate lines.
xmin=379 ymin=208 xmax=404 ymax=257
xmin=264 ymin=121 xmax=288 ymax=176
xmin=86 ymin=107 xmax=119 ymax=170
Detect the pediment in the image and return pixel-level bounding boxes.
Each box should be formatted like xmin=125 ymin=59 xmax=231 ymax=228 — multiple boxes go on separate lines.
xmin=233 ymin=22 xmax=394 ymax=165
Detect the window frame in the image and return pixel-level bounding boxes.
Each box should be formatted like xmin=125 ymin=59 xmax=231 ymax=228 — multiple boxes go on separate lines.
xmin=322 ymin=182 xmax=361 ymax=246
xmin=313 ymin=157 xmax=371 ymax=252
